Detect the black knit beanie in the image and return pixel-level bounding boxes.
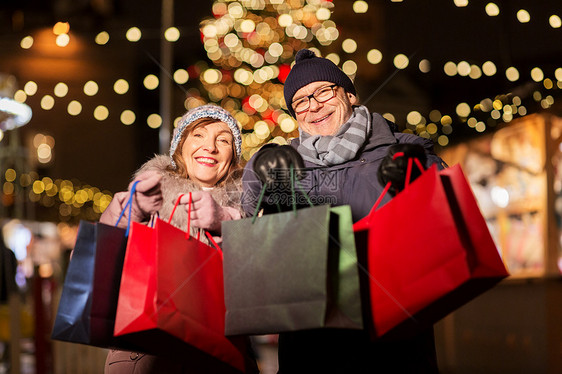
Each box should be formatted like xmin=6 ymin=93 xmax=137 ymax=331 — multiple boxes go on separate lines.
xmin=283 ymin=49 xmax=356 ymax=117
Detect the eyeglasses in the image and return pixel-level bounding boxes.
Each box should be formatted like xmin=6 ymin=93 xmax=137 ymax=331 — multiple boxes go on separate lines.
xmin=292 ymin=85 xmax=338 ymax=114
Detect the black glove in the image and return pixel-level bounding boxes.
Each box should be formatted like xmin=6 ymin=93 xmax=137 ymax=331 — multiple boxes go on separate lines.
xmin=252 ymin=144 xmax=306 ymax=212
xmin=377 ymin=143 xmax=427 ymax=196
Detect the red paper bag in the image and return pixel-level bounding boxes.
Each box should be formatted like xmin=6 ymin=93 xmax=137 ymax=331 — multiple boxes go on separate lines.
xmin=114 ymin=195 xmax=245 ymax=372
xmin=354 ymin=163 xmax=509 ymax=339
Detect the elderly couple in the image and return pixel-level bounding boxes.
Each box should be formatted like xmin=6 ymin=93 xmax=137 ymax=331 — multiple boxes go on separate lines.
xmin=101 ymin=49 xmax=445 ymax=373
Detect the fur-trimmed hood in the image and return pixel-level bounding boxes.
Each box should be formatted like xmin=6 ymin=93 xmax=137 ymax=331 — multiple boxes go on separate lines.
xmin=135 ymin=154 xmax=243 ymax=239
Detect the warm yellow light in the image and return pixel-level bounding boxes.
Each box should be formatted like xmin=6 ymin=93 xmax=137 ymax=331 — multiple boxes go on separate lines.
xmin=254 ymin=121 xmax=270 ymax=139
xmin=234 ymin=68 xmax=253 ymax=85
xmin=143 ymin=74 xmax=159 ymax=90
xmin=475 ymin=122 xmax=486 ymax=132
xmin=325 ymin=53 xmax=340 ymax=66
xmin=438 ymin=135 xmax=449 ymax=147
xmin=456 ymin=102 xmax=471 ymax=117
xmin=353 ymin=1 xmax=368 ymax=13
xmin=202 ymin=24 xmax=218 ymax=38
xmin=203 ymin=69 xmax=222 ymax=84
xmin=94 ymin=106 xmax=109 ymax=121
xmin=429 ymin=110 xmax=442 ymax=122
xmin=441 ymin=115 xmax=453 ymax=126
xmin=457 ymin=61 xmax=471 ymax=76
xmin=174 ymin=69 xmax=189 ymax=84
xmin=53 ymin=22 xmax=70 ymax=35
xmin=84 ymin=81 xmax=99 ymax=96
xmin=67 ymin=100 xmax=82 ymax=116
xmin=407 ymin=111 xmax=422 ymax=125
xmin=278 ymin=14 xmax=293 ymax=27
xmin=240 ymin=19 xmax=255 ymax=33
xmin=54 ymin=82 xmax=68 ymax=97
xmin=485 ymin=3 xmax=500 ymax=16
xmin=5 ymin=169 xmax=16 ymax=182
xmin=126 ymin=27 xmax=142 ymax=42
xmin=482 ymin=61 xmax=497 ymax=76
xmin=114 ymin=79 xmax=129 ymax=94
xmin=33 ymin=180 xmax=45 ymax=194
xmin=20 ymin=36 xmax=33 ymax=49
xmin=164 ymin=27 xmax=180 ymax=42
xmin=14 ymin=90 xmax=26 ymax=103
xmin=56 ymin=34 xmax=70 ymax=47
xmin=95 ymin=31 xmax=110 ymax=45
xmin=268 ymin=42 xmax=283 ymax=57
xmin=316 ymin=8 xmax=331 ymax=20
xmin=120 ymin=110 xmax=136 ymax=125
xmin=224 ymin=33 xmax=239 ymax=48
xmin=469 ymin=64 xmax=482 ymax=79
xmin=444 ymin=61 xmax=457 ymax=76
xmin=228 ymin=2 xmax=244 ymax=18
xmin=280 ymin=117 xmax=297 ymax=133
xmin=505 ymin=66 xmax=519 ymax=81
xmin=393 ymin=54 xmax=409 ymax=69
xmin=37 ymin=143 xmax=52 ymax=162
xmin=517 ymin=9 xmax=530 ymax=23
xmin=367 ymin=49 xmax=383 ymax=64
xmin=342 ymin=39 xmax=357 ymax=53
xmin=419 ymin=59 xmax=431 ymax=73
xmin=555 ymin=67 xmax=562 ymax=82
xmin=24 ymin=81 xmax=38 ymax=96
xmin=530 ymin=67 xmax=544 ymax=82
xmin=382 ymin=113 xmax=396 ymax=123
xmin=147 ymin=114 xmax=162 ymax=129
xmin=342 ymin=60 xmax=358 ymax=75
xmin=454 ymin=0 xmax=468 ymax=7
xmin=41 ymin=95 xmax=55 ymax=110
xmin=550 ymin=15 xmax=562 ymax=28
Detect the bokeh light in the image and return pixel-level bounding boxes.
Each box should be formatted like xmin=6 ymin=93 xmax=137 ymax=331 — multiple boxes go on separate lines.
xmin=54 ymin=82 xmax=68 ymax=97
xmin=126 ymin=27 xmax=142 ymax=42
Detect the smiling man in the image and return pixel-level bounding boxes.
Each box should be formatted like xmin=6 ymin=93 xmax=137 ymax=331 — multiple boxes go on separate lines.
xmin=241 ymin=49 xmax=447 ymax=373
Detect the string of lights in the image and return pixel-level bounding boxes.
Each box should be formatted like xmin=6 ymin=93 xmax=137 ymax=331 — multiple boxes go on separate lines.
xmin=1 ymin=0 xmax=561 ymax=221
xmin=6 ymin=0 xmax=560 ymax=156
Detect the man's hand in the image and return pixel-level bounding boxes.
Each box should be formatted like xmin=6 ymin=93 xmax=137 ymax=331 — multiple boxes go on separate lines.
xmin=377 ymin=143 xmax=427 ymax=196
xmin=252 ymin=144 xmax=306 ymax=191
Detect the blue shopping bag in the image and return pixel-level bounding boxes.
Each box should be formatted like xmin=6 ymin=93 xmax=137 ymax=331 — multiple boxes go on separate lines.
xmin=51 ymin=182 xmax=142 ymax=349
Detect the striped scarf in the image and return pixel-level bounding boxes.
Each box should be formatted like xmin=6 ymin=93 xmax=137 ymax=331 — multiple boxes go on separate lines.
xmin=298 ymin=105 xmax=372 ymax=166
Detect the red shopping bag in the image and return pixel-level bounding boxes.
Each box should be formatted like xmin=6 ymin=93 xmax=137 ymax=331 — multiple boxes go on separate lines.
xmin=354 ymin=162 xmax=509 ymax=339
xmin=114 ymin=194 xmax=245 ymax=372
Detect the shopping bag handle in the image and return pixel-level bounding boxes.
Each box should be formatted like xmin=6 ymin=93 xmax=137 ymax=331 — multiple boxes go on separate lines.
xmin=169 ymin=192 xmax=192 ymax=238
xmin=114 ymin=180 xmax=140 ymax=236
xmin=168 ymin=193 xmax=222 ymax=250
xmin=251 ymin=164 xmax=314 ymax=223
xmin=367 ymin=153 xmax=425 ymax=219
xmin=205 ymin=231 xmax=222 ymax=252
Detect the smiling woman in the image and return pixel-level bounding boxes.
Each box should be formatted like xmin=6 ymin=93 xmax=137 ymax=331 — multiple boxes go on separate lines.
xmin=98 ymin=104 xmax=258 ymax=374
xmin=174 ymin=118 xmax=235 ymax=187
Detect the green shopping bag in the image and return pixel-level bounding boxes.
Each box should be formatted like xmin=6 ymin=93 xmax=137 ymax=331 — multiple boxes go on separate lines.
xmin=222 ymin=174 xmax=363 ymax=336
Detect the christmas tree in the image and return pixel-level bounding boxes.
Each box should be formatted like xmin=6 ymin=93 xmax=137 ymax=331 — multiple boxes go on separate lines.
xmin=192 ymin=0 xmax=338 ymax=160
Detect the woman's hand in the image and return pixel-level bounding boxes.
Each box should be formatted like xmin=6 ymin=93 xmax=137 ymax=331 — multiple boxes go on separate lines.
xmin=128 ymin=170 xmax=163 ymax=221
xmin=99 ymin=171 xmax=163 ymax=227
xmin=178 ymin=191 xmax=240 ymax=234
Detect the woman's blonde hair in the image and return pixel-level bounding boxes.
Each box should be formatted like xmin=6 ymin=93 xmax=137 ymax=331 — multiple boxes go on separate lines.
xmin=168 ymin=117 xmax=240 ymax=186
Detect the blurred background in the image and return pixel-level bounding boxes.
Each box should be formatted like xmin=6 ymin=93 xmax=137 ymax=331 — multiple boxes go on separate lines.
xmin=0 ymin=0 xmax=561 ymax=373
